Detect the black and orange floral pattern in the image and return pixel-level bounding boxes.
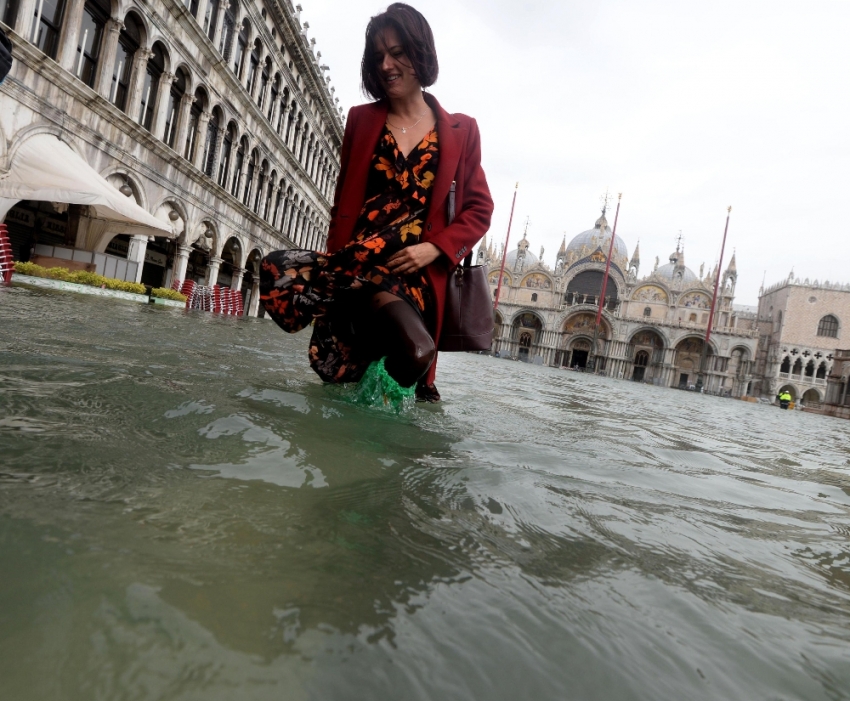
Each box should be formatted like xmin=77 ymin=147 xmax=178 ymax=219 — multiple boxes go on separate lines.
xmin=260 ymin=126 xmax=439 ymax=383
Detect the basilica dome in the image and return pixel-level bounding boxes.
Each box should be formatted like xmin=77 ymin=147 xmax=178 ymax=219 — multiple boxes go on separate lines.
xmin=505 ymin=247 xmax=539 ymax=270
xmin=654 ymin=262 xmax=699 ymax=284
xmin=653 ymin=247 xmax=699 ymax=285
xmin=565 ymin=213 xmax=629 ymax=261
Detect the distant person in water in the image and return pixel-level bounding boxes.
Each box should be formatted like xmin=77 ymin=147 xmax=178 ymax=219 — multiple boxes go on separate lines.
xmin=259 ymin=3 xmax=493 ymax=403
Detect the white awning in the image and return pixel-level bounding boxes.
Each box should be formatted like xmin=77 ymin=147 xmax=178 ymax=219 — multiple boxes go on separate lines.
xmin=0 ymin=134 xmax=172 ymax=236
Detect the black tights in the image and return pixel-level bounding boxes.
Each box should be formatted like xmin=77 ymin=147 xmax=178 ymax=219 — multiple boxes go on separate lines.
xmin=361 ymin=291 xmax=435 ymax=388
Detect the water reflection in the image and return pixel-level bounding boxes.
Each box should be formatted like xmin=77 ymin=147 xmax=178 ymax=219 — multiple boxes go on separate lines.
xmin=1 ymin=286 xmax=850 ymax=701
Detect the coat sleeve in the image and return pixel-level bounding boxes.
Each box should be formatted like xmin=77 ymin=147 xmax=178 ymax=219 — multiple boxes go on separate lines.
xmin=326 ymin=108 xmax=357 ymax=254
xmin=428 ymin=117 xmax=494 ymax=267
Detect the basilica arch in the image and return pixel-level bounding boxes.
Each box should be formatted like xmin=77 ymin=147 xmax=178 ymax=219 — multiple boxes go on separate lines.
xmin=510 ymin=311 xmax=546 ymax=362
xmin=492 ymin=309 xmax=504 ymax=353
xmin=564 ymin=269 xmax=621 ymax=310
xmin=557 ymin=311 xmax=612 ymax=370
xmin=626 ymin=328 xmax=667 ymax=382
xmin=673 ymin=336 xmax=718 ymax=390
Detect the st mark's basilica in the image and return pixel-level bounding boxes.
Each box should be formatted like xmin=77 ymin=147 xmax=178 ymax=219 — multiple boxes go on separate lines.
xmin=480 ymin=210 xmax=760 ymax=397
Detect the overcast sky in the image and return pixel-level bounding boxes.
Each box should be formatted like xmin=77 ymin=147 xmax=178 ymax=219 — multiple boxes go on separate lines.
xmin=302 ymin=0 xmax=849 ymax=305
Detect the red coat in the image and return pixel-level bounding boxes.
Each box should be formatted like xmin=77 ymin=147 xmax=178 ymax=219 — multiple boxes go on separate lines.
xmin=326 ymin=93 xmax=494 ymax=385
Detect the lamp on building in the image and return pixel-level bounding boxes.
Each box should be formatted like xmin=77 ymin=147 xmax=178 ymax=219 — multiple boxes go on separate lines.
xmin=204 ymin=227 xmax=213 ymax=239
xmin=168 ymin=209 xmax=180 ymax=222
xmin=119 ymin=177 xmax=133 ymax=197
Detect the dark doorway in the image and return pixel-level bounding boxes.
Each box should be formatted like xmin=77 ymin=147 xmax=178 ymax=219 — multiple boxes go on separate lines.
xmin=518 ymin=331 xmax=532 ymax=362
xmin=4 ymin=200 xmax=71 ymax=261
xmin=632 ymin=366 xmax=646 ymax=382
xmin=678 ymin=373 xmax=689 ymax=389
xmin=572 ymin=350 xmax=589 ymax=368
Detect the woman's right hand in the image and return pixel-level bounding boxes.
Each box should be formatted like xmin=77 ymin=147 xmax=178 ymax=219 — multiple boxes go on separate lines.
xmin=386 ymin=242 xmax=441 ymax=275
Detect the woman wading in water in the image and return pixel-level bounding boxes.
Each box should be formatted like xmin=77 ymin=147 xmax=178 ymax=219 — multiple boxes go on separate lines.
xmin=260 ymin=3 xmax=493 ymax=403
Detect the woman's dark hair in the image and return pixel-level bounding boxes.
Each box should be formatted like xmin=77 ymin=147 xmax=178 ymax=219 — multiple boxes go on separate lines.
xmin=361 ymin=3 xmax=439 ymax=100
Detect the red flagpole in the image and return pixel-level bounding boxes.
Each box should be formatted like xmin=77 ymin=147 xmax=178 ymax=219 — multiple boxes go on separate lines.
xmin=493 ymin=183 xmax=518 ymax=310
xmin=705 ymin=206 xmax=732 ymax=350
xmin=595 ymin=193 xmax=622 ymax=327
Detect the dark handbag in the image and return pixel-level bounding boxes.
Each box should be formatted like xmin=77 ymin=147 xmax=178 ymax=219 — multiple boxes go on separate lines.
xmin=438 ymin=181 xmax=494 ymax=352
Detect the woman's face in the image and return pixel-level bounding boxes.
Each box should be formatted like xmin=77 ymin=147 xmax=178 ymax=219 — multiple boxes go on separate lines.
xmin=373 ymin=28 xmax=420 ymax=100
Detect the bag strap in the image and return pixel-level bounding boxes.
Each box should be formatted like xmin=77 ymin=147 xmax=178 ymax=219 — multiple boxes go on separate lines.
xmin=447 ymin=180 xmax=474 ymax=269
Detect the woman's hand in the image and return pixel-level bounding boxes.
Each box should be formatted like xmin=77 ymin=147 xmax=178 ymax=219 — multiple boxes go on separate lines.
xmin=386 ymin=242 xmax=441 ymax=275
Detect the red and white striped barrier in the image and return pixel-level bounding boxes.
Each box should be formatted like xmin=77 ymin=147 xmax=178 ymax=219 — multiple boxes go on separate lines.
xmin=180 ymin=280 xmax=242 ymax=316
xmin=0 ymin=224 xmax=13 ymax=287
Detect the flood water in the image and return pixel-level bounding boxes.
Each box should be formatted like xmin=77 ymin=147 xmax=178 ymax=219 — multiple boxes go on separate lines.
xmin=1 ymin=285 xmax=849 ymax=701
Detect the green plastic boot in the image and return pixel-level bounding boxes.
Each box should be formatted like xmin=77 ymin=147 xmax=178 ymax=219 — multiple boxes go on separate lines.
xmin=352 ymin=357 xmax=416 ymax=412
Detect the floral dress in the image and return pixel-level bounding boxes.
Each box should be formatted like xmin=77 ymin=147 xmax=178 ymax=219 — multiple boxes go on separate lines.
xmin=259 ymin=126 xmax=440 ymax=383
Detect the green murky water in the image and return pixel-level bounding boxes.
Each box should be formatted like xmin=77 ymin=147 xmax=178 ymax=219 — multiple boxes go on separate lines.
xmin=1 ymin=285 xmax=849 ymax=700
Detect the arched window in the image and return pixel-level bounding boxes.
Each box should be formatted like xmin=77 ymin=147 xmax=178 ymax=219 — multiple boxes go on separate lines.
xmin=246 ymin=39 xmax=261 ymax=93
xmin=218 ymin=123 xmax=236 ymax=187
xmin=231 ymin=137 xmax=247 ymax=197
xmin=643 ymin=307 xmax=651 ymax=317
xmin=254 ymin=159 xmax=267 ymax=213
xmin=780 ymin=356 xmax=790 ymax=373
xmin=792 ymin=358 xmax=803 ymax=376
xmin=76 ymin=0 xmax=109 ymax=87
xmin=264 ymin=170 xmax=275 ymax=220
xmin=817 ymin=315 xmax=839 ymax=338
xmin=139 ymin=43 xmax=165 ymax=130
xmin=635 ymin=351 xmax=649 ymax=367
xmin=277 ymin=87 xmax=289 ymax=133
xmin=219 ymin=0 xmax=236 ymax=58
xmin=816 ymin=362 xmax=827 ymax=379
xmin=32 ymin=0 xmax=66 ymax=59
xmin=2 ymin=0 xmax=18 ymax=27
xmin=112 ymin=15 xmax=142 ymax=110
xmin=285 ymin=104 xmax=296 ymax=143
xmin=243 ymin=149 xmax=257 ymax=205
xmin=203 ymin=108 xmax=220 ymax=177
xmin=258 ymin=57 xmax=271 ymax=108
xmin=164 ymin=69 xmax=186 ymax=147
xmin=273 ymin=178 xmax=285 ymax=224
xmin=805 ymin=359 xmax=815 ymax=377
xmin=203 ymin=0 xmax=219 ymax=39
xmin=233 ymin=20 xmax=250 ymax=77
xmin=299 ymin=126 xmax=308 ymax=161
xmin=184 ymin=88 xmax=205 ymax=160
xmin=269 ymin=74 xmax=280 ymax=121
xmin=531 ymin=293 xmax=538 ymax=302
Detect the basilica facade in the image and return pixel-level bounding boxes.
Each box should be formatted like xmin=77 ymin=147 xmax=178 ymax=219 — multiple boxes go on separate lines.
xmin=1 ymin=0 xmax=341 ymax=314
xmin=480 ymin=211 xmax=760 ymax=397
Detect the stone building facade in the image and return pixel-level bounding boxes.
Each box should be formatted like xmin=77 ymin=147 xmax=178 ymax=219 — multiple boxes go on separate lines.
xmin=822 ymin=349 xmax=850 ymax=419
xmin=481 ymin=210 xmax=759 ymax=397
xmin=0 ymin=0 xmax=341 ymax=314
xmin=753 ymin=276 xmax=850 ymax=405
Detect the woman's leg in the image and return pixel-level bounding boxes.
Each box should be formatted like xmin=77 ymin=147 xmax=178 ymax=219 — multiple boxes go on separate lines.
xmin=366 ymin=291 xmax=435 ymax=387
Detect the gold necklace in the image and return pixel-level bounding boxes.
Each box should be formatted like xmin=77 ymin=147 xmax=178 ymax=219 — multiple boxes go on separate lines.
xmin=386 ymin=109 xmax=429 ymax=134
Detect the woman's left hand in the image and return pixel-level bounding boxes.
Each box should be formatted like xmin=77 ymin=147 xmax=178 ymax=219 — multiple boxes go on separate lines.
xmin=386 ymin=242 xmax=441 ymax=275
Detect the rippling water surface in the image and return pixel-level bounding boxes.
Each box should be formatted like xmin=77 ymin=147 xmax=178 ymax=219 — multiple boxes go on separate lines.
xmin=1 ymin=285 xmax=849 ymax=701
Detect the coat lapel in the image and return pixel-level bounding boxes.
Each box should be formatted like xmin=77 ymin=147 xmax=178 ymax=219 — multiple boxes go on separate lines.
xmin=342 ymin=101 xmax=387 ymax=217
xmin=425 ymin=93 xmax=466 ymax=219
